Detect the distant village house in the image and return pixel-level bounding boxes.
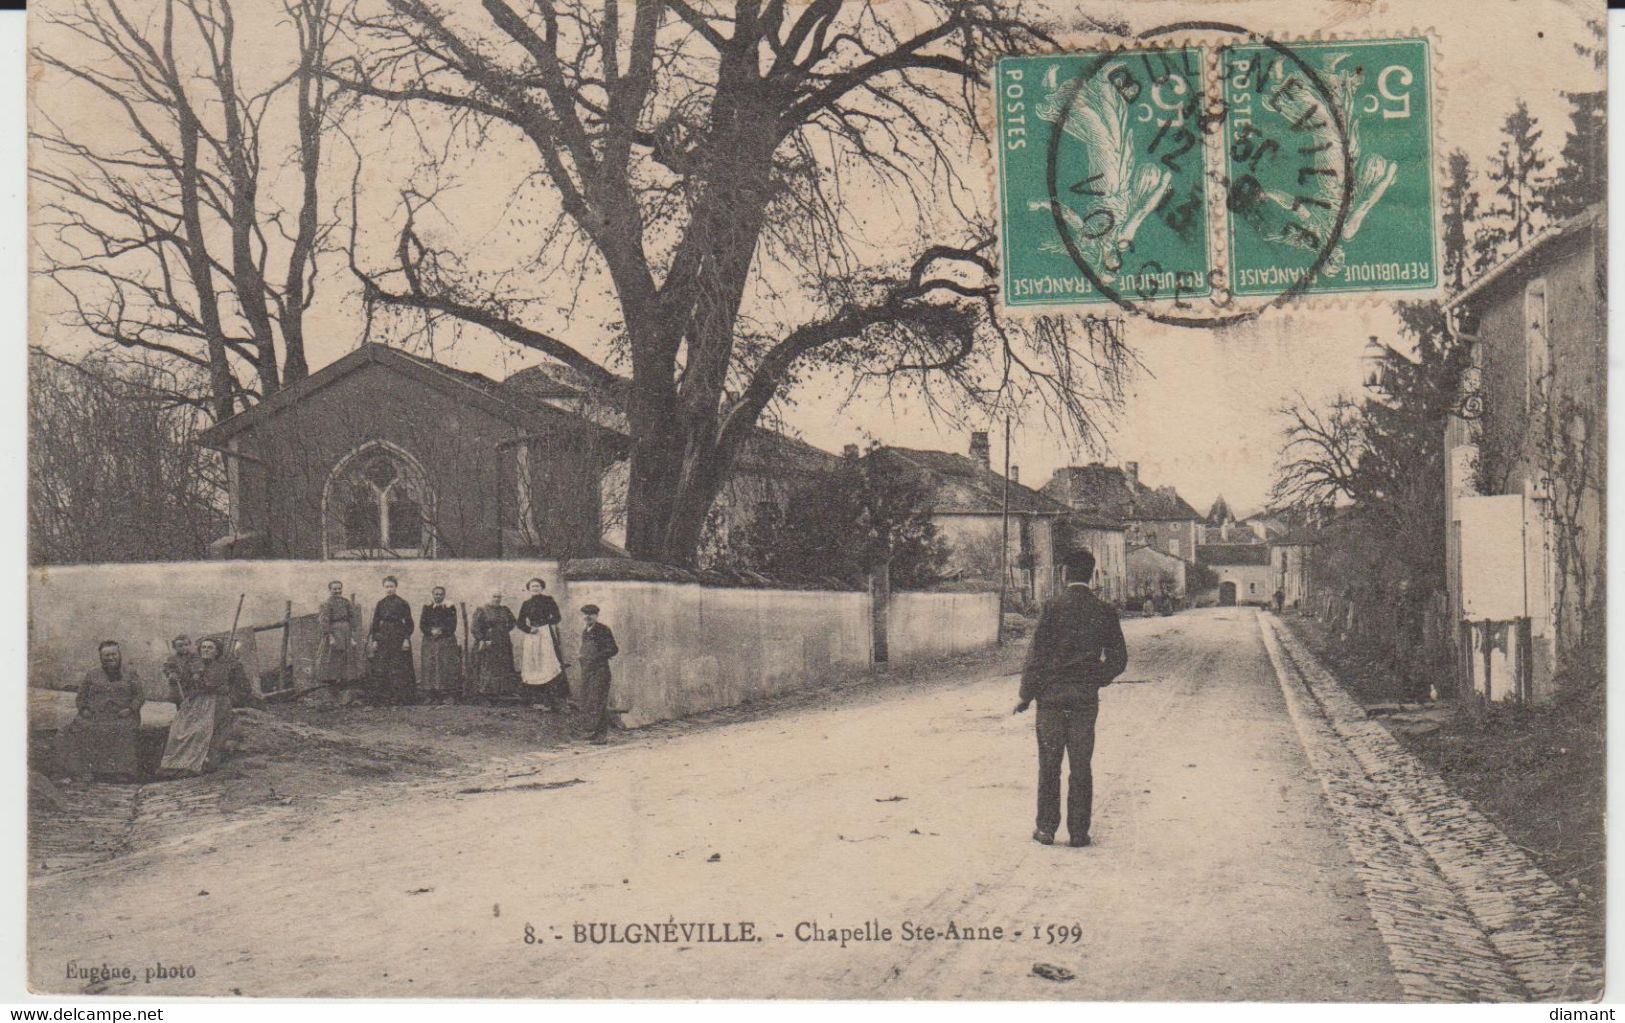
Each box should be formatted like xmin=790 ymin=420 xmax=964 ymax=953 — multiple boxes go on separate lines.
xmin=867 ymin=436 xmax=1078 ymax=605
xmin=1042 ymin=462 xmax=1204 ymax=562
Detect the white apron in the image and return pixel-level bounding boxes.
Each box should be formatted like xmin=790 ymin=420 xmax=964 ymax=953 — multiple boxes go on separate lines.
xmin=519 ymin=626 xmax=562 ymax=685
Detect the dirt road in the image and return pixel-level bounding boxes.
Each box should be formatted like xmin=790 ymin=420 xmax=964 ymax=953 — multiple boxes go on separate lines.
xmin=29 ymin=608 xmax=1401 ymax=999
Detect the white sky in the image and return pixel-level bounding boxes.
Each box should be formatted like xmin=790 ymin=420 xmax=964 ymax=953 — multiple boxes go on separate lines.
xmin=27 ymin=0 xmax=1604 ymax=518
xmin=785 ymin=0 xmax=1603 ymax=516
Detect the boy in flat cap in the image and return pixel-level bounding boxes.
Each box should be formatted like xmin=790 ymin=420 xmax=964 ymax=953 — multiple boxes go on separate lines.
xmin=576 ymin=605 xmax=619 ymax=744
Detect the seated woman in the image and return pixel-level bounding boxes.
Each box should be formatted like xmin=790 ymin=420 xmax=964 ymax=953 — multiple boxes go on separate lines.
xmin=157 ymin=637 xmax=245 ymax=778
xmin=57 ymin=640 xmax=145 ymax=782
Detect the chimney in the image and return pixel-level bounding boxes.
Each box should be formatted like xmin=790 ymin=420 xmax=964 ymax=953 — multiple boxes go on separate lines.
xmin=969 ymin=431 xmax=990 ymax=469
xmin=842 ymin=443 xmax=860 ymax=460
xmin=1011 ymin=465 xmax=1020 ymax=484
xmin=1124 ymin=461 xmax=1140 ymax=489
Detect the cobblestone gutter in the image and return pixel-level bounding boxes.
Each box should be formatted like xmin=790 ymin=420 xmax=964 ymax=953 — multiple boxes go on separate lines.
xmin=1260 ymin=612 xmax=1603 ymax=1002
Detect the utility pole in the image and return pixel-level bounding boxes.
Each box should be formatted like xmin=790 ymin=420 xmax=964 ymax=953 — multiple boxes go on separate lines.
xmin=998 ymin=417 xmax=1011 ymax=644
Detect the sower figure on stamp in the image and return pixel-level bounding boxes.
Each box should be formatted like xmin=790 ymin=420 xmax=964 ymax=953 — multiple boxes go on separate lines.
xmin=576 ymin=604 xmax=619 ymax=745
xmin=1015 ymin=549 xmax=1127 ymax=848
xmin=367 ymin=575 xmax=416 ymax=705
xmin=418 ymin=586 xmax=462 ymax=703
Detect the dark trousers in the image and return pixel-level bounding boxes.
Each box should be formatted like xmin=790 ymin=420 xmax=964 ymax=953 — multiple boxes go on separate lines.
xmin=1035 ymin=688 xmax=1101 ymax=838
xmin=581 ymin=665 xmax=612 ymax=738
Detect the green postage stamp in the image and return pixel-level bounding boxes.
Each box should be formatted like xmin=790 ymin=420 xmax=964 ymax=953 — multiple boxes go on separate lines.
xmin=995 ymin=47 xmax=1212 ymax=308
xmin=1223 ymin=38 xmax=1437 ymax=298
xmin=994 ymin=35 xmax=1438 ymax=313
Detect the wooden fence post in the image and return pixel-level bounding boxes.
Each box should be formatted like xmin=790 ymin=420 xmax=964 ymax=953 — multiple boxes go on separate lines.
xmin=278 ymin=600 xmax=293 ymax=692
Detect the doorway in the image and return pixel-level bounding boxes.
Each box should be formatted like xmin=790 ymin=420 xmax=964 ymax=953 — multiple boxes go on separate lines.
xmin=1219 ymin=581 xmax=1237 ymax=606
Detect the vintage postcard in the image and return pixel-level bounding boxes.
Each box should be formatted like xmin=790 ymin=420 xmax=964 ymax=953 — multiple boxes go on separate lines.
xmin=22 ymin=0 xmax=1605 ymax=1004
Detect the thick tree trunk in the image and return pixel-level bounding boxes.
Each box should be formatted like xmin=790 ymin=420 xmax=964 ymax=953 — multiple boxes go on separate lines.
xmin=613 ymin=130 xmax=775 ymax=567
xmin=280 ymin=1 xmax=325 ymax=387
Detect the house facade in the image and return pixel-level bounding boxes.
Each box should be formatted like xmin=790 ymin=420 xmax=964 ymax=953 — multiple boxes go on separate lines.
xmin=870 ymin=435 xmax=1070 ymax=605
xmin=504 ymin=362 xmax=843 ymax=558
xmin=1042 ymin=462 xmax=1203 ymax=561
xmin=1195 ymin=544 xmax=1272 ymax=606
xmin=1268 ymin=531 xmax=1318 ymax=608
xmin=198 ymin=345 xmax=624 ymax=560
xmin=1056 ymin=512 xmax=1128 ymax=605
xmin=1444 ymin=205 xmax=1605 ymax=702
xmin=1127 ymin=543 xmax=1188 ymax=603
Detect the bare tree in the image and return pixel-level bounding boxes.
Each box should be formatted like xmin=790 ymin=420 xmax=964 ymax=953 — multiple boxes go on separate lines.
xmin=31 ymin=0 xmax=343 ymax=420
xmin=1268 ymin=394 xmax=1365 ymax=514
xmin=28 ymin=348 xmax=228 ymax=563
xmin=332 ymin=0 xmax=1131 ymax=566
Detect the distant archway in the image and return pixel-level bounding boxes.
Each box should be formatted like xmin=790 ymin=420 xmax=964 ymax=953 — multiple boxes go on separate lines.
xmin=322 ymin=440 xmax=436 ymax=559
xmin=1219 ymin=581 xmax=1237 ymax=607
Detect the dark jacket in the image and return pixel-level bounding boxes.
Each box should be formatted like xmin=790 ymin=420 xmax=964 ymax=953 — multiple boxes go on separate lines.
xmin=1019 ymin=584 xmax=1128 ymax=701
xmin=578 ymin=622 xmax=618 ymax=675
xmin=518 ymin=594 xmax=561 ymax=633
xmin=370 ymin=594 xmax=414 ymax=639
xmin=420 ymin=603 xmax=458 ymax=639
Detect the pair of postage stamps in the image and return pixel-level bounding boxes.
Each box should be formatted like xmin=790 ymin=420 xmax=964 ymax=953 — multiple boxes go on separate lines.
xmin=995 ymin=31 xmax=1436 ymax=320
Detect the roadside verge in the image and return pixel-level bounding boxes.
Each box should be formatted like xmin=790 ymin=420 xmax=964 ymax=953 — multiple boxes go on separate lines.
xmin=1259 ymin=611 xmax=1602 ymax=1002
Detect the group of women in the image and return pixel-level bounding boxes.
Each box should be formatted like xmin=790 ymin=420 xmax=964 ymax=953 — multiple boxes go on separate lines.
xmin=315 ymin=576 xmax=571 ymax=709
xmin=54 ymin=575 xmax=582 ymax=784
xmin=55 ymin=634 xmax=250 ymax=782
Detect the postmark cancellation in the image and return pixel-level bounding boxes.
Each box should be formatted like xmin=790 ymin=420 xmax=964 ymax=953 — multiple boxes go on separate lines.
xmin=994 ymin=30 xmax=1440 ymax=321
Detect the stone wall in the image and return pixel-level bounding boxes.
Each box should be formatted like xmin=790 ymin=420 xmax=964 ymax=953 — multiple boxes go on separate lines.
xmin=559 ymin=580 xmax=874 ymax=727
xmin=885 ymin=591 xmax=1000 ymax=664
xmin=29 ymin=559 xmax=566 ymax=696
xmin=31 ymin=562 xmax=998 ymax=729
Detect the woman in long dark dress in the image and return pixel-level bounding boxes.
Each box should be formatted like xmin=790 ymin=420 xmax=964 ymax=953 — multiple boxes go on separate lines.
xmin=315 ymin=581 xmax=364 ymax=688
xmin=469 ymin=590 xmax=518 ymax=703
xmin=367 ymin=575 xmax=416 ymax=705
xmin=419 ymin=585 xmax=462 ymax=702
xmin=158 ymin=637 xmax=244 ymax=777
xmin=517 ymin=577 xmax=566 ymax=710
xmin=57 ymin=640 xmax=145 ymax=781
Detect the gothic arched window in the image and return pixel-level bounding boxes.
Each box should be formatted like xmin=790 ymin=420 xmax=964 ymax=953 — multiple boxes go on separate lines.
xmin=323 ymin=441 xmax=435 ymax=558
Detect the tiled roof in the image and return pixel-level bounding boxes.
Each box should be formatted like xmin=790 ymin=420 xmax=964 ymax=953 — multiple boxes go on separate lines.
xmin=501 ymin=362 xmax=841 ymax=477
xmin=500 ymin=361 xmax=609 ymax=403
xmin=1196 ymin=544 xmax=1272 ymax=567
xmin=1448 ymin=203 xmax=1604 ymax=313
xmin=1270 ymin=526 xmax=1322 ymax=546
xmin=737 ymin=429 xmax=844 ymax=477
xmin=198 ymin=344 xmax=624 ymax=448
xmin=1061 ymin=510 xmax=1126 ymax=532
xmin=1127 ymin=543 xmax=1184 ymax=563
xmin=386 ymin=348 xmax=596 ymax=416
xmin=1041 ymin=463 xmax=1203 ymax=521
xmin=871 ymin=447 xmax=1073 ymax=516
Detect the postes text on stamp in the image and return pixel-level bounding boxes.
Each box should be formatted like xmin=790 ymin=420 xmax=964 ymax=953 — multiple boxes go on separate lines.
xmin=1222 ymin=37 xmax=1437 ymax=298
xmin=996 ymin=47 xmax=1211 ymax=309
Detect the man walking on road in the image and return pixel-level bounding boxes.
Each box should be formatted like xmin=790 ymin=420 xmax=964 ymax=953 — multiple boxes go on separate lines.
xmin=1015 ymin=549 xmax=1128 ymax=848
